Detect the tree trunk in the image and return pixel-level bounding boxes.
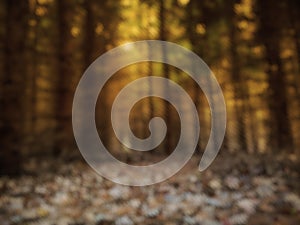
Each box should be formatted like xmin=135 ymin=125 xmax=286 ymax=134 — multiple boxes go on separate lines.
xmin=288 ymin=0 xmax=300 ymax=72
xmin=55 ymin=0 xmax=75 ymax=155
xmin=159 ymin=0 xmax=172 ymax=154
xmin=147 ymin=43 xmax=156 ymax=151
xmin=84 ymin=0 xmax=96 ymax=68
xmin=257 ymin=0 xmax=294 ymax=152
xmin=186 ymin=0 xmax=203 ymax=152
xmin=227 ymin=0 xmax=248 ymax=152
xmin=0 ymin=0 xmax=29 ymax=176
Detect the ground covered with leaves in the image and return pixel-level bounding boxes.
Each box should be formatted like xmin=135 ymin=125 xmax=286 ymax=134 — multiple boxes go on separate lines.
xmin=1 ymin=153 xmax=300 ymax=225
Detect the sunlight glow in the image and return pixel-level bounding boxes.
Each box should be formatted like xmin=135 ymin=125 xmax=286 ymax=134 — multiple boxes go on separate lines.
xmin=71 ymin=27 xmax=80 ymax=37
xmin=178 ymin=0 xmax=190 ymax=7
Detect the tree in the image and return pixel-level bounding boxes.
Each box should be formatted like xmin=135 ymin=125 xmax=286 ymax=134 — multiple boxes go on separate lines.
xmin=54 ymin=0 xmax=76 ymax=155
xmin=226 ymin=0 xmax=249 ymax=151
xmin=185 ymin=0 xmax=203 ymax=152
xmin=159 ymin=0 xmax=172 ymax=154
xmin=256 ymin=0 xmax=294 ymax=151
xmin=83 ymin=0 xmax=96 ymax=68
xmin=0 ymin=0 xmax=29 ymax=175
xmin=288 ymin=0 xmax=300 ymax=71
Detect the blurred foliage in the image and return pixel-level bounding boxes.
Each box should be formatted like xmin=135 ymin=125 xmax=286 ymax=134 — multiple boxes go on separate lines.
xmin=0 ymin=0 xmax=300 ymax=175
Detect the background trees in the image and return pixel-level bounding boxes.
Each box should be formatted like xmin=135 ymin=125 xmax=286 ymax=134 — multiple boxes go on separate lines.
xmin=0 ymin=0 xmax=29 ymax=175
xmin=0 ymin=0 xmax=299 ymax=174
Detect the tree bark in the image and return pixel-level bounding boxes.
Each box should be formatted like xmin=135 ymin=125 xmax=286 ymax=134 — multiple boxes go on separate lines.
xmin=0 ymin=0 xmax=29 ymax=175
xmin=257 ymin=0 xmax=294 ymax=151
xmin=159 ymin=0 xmax=173 ymax=154
xmin=227 ymin=0 xmax=248 ymax=152
xmin=186 ymin=0 xmax=200 ymax=152
xmin=84 ymin=0 xmax=96 ymax=68
xmin=55 ymin=0 xmax=75 ymax=155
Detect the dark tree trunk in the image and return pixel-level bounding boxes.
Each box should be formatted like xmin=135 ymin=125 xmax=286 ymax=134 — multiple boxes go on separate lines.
xmin=55 ymin=0 xmax=75 ymax=155
xmin=186 ymin=0 xmax=202 ymax=152
xmin=159 ymin=0 xmax=172 ymax=154
xmin=287 ymin=0 xmax=300 ymax=108
xmin=26 ymin=0 xmax=39 ymax=143
xmin=147 ymin=43 xmax=155 ymax=151
xmin=288 ymin=0 xmax=300 ymax=71
xmin=0 ymin=0 xmax=29 ymax=176
xmin=84 ymin=0 xmax=96 ymax=68
xmin=227 ymin=0 xmax=248 ymax=152
xmin=257 ymin=0 xmax=294 ymax=151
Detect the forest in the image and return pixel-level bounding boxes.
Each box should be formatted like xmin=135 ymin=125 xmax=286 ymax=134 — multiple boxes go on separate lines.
xmin=0 ymin=0 xmax=300 ymax=224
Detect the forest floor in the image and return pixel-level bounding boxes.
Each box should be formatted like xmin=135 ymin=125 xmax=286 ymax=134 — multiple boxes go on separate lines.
xmin=0 ymin=152 xmax=300 ymax=225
